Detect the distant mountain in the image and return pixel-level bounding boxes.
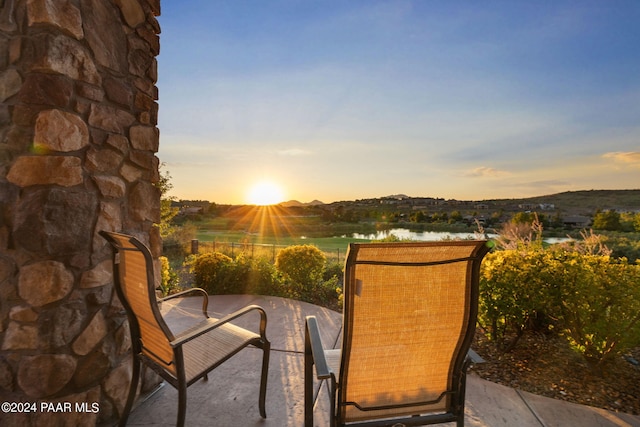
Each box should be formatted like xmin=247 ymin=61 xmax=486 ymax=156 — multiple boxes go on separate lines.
xmin=279 ymin=199 xmax=325 ymax=207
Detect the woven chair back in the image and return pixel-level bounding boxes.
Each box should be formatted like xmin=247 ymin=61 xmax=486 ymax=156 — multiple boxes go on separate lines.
xmin=340 ymin=241 xmax=488 ymax=422
xmin=105 ymin=232 xmax=176 ymax=374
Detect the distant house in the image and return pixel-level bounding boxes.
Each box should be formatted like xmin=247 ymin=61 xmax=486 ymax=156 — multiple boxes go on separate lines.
xmin=518 ymin=203 xmax=555 ymax=211
xmin=179 ymin=206 xmax=204 ymax=215
xmin=562 ymin=215 xmax=591 ymax=229
xmin=463 ymin=215 xmax=486 ymax=225
xmin=519 ymin=203 xmax=537 ymax=210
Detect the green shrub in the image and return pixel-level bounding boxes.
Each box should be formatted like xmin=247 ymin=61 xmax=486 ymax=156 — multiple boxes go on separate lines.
xmin=236 ymin=254 xmax=285 ymax=297
xmin=159 ymin=256 xmax=181 ymax=296
xmin=479 ymin=240 xmax=640 ymax=371
xmin=305 ymin=276 xmax=342 ymax=310
xmin=274 ymin=245 xmax=343 ymax=309
xmin=323 ymin=260 xmax=344 ymax=283
xmin=189 ymin=246 xmax=343 ymax=311
xmin=479 ymin=247 xmax=552 ymax=351
xmin=191 ymin=252 xmax=236 ymax=294
xmin=190 ymin=252 xmax=286 ymax=297
xmin=549 ymin=251 xmax=640 ymax=370
xmin=275 ymin=245 xmax=326 ymax=294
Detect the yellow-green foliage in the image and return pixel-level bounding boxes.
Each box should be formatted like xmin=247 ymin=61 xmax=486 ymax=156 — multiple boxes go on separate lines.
xmin=159 ymin=256 xmax=181 ymax=296
xmin=189 ymin=247 xmax=342 ymax=309
xmin=479 ymin=247 xmax=549 ymax=350
xmin=480 ymin=245 xmax=640 ymax=368
xmin=549 ymin=252 xmax=640 ymax=368
xmin=191 ymin=252 xmax=235 ymax=294
xmin=275 ymin=245 xmax=326 ymax=292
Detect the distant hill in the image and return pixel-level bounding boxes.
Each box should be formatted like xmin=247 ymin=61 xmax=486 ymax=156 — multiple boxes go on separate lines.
xmin=218 ymin=189 xmax=639 ymax=215
xmin=280 ymin=199 xmax=325 ymax=207
xmin=483 ymin=190 xmax=640 ymax=214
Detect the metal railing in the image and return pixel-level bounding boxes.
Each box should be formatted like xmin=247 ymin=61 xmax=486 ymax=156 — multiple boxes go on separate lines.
xmin=188 ymin=239 xmax=343 ymax=264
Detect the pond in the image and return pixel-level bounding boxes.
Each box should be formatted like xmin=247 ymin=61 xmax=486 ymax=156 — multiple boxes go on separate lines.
xmin=351 ymin=228 xmax=570 ymax=244
xmin=351 ymin=228 xmax=496 ymax=241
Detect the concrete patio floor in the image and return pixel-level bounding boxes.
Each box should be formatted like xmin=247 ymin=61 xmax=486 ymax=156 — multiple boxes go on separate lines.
xmin=121 ymin=295 xmax=640 ymax=427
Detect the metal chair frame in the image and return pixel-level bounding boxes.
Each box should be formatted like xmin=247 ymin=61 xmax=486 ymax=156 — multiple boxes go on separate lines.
xmin=102 ymin=231 xmax=270 ymax=427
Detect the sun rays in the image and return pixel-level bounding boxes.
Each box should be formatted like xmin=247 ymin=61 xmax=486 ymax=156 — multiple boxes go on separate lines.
xmin=226 ymin=204 xmax=304 ymax=243
xmin=246 ymin=180 xmax=285 ymax=206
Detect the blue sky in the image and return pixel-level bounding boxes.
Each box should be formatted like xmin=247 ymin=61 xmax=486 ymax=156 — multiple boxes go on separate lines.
xmin=157 ymin=1 xmax=640 ymax=204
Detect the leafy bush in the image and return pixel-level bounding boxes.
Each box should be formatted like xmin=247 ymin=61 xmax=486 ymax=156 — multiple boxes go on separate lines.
xmin=479 ymin=247 xmax=552 ymax=351
xmin=191 ymin=252 xmax=236 ymax=294
xmin=479 ymin=239 xmax=640 ymax=371
xmin=306 ymin=276 xmax=342 ymax=309
xmin=323 ymin=260 xmax=344 ymax=283
xmin=189 ymin=245 xmax=343 ymax=311
xmin=548 ymin=251 xmax=640 ymax=370
xmin=159 ymin=256 xmax=181 ymax=296
xmin=190 ymin=252 xmax=289 ymax=297
xmin=275 ymin=245 xmax=326 ymax=294
xmin=235 ymin=254 xmax=285 ymax=297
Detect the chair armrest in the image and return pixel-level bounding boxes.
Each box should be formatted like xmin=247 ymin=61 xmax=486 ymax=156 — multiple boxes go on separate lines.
xmin=158 ymin=287 xmax=209 ymax=317
xmin=467 ymin=348 xmax=485 ymax=364
xmin=305 ymin=316 xmax=332 ymax=379
xmin=171 ymin=304 xmax=268 ymax=348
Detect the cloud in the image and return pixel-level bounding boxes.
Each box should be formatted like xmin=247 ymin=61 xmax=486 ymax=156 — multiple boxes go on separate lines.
xmin=603 ymin=151 xmax=640 ymax=167
xmin=277 ymin=148 xmax=313 ymax=156
xmin=464 ymin=166 xmax=511 ymax=178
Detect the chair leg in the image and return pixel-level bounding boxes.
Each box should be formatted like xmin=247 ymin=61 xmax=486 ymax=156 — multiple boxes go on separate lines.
xmin=456 ymin=367 xmax=468 ymax=427
xmin=119 ymin=357 xmax=140 ymax=427
xmin=258 ymin=340 xmax=270 ymax=418
xmin=304 ymin=347 xmax=314 ymax=427
xmin=177 ymin=378 xmax=187 ymax=427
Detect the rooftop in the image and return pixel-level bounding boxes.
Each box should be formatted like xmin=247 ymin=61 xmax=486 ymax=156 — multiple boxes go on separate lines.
xmin=120 ymin=295 xmax=640 ymax=426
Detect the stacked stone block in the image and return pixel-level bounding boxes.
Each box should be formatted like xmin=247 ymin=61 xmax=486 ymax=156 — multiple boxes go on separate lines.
xmin=1 ymin=0 xmax=162 ymax=425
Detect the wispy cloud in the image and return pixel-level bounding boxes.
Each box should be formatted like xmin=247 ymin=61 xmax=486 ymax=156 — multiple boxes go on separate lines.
xmin=603 ymin=151 xmax=640 ymax=167
xmin=464 ymin=166 xmax=511 ymax=178
xmin=278 ymin=148 xmax=313 ymax=156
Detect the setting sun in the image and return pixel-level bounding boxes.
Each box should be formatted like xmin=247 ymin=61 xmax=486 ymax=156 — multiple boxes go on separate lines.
xmin=247 ymin=181 xmax=285 ymax=206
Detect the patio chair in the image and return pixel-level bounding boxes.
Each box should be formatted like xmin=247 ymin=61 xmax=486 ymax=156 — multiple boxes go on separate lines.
xmin=101 ymin=231 xmax=270 ymax=427
xmin=305 ymin=241 xmax=490 ymax=427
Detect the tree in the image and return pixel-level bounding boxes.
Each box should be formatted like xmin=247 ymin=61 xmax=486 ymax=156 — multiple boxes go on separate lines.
xmin=449 ymin=210 xmax=463 ymax=222
xmin=592 ymin=210 xmax=622 ymax=231
xmin=410 ymin=211 xmax=427 ymax=223
xmin=156 ymin=163 xmax=179 ymax=238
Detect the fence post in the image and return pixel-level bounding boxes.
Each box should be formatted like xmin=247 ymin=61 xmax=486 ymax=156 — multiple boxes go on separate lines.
xmin=191 ymin=239 xmax=199 ymax=255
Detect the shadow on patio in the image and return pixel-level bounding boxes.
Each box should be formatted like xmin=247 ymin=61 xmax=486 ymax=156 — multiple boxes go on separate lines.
xmin=118 ymin=295 xmax=640 ymax=427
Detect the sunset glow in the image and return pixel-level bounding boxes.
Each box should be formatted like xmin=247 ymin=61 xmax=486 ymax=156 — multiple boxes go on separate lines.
xmin=247 ymin=181 xmax=285 ymax=206
xmin=158 ymin=2 xmax=640 ymax=204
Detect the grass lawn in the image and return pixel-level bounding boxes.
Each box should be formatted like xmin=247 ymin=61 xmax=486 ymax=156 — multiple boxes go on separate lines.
xmin=195 ymin=230 xmax=370 ymax=253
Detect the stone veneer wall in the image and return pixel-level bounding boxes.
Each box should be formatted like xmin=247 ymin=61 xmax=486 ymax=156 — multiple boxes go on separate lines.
xmin=0 ymin=0 xmax=162 ymax=425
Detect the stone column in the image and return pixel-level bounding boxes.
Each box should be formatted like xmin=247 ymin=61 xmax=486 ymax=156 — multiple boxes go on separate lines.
xmin=1 ymin=0 xmax=162 ymax=425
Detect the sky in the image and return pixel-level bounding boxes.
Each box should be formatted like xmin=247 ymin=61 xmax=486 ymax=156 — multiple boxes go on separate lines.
xmin=157 ymin=1 xmax=640 ymax=205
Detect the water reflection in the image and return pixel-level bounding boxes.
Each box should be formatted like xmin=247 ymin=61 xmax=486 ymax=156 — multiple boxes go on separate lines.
xmin=352 ymin=228 xmax=494 ymax=241
xmin=351 ymin=228 xmax=569 ymax=243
